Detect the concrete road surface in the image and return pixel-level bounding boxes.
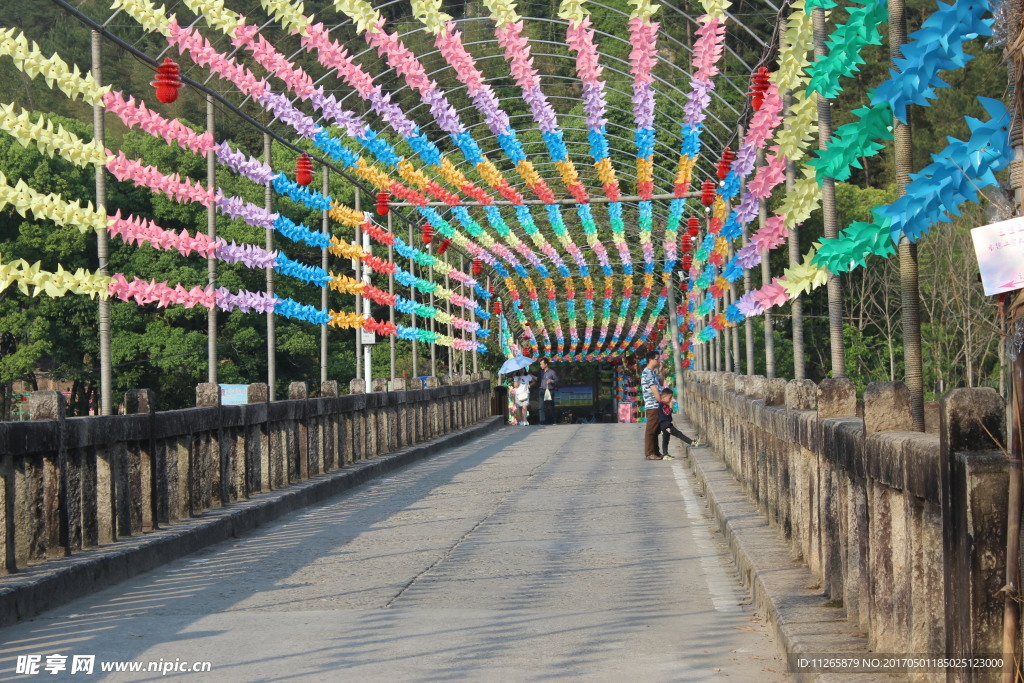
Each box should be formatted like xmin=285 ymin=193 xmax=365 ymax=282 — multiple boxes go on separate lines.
xmin=0 ymin=423 xmax=789 ymax=682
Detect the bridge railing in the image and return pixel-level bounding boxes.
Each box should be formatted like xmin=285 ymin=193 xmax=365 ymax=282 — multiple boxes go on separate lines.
xmin=684 ymin=371 xmax=1007 ymax=664
xmin=0 ymin=374 xmax=492 ymax=575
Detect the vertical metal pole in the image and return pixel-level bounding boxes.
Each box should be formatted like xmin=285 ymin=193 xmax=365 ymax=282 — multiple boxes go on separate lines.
xmin=667 ymin=275 xmax=685 ymax=408
xmin=730 ymin=282 xmax=740 ymax=372
xmin=409 ymin=224 xmax=419 ymax=379
xmin=321 ymin=167 xmax=329 ymax=384
xmin=459 ymin=255 xmax=466 ymax=375
xmin=264 ymin=134 xmax=276 ymax=400
xmin=757 ymin=149 xmax=775 ymax=379
xmin=471 ymin=307 xmax=478 ymax=373
xmin=742 ymin=226 xmax=754 ymax=375
xmin=354 ymin=188 xmax=363 ymax=381
xmin=429 ymin=246 xmax=437 ymax=376
xmin=362 ymin=230 xmax=372 ymax=385
xmin=785 ymin=92 xmax=806 ymax=380
xmin=388 ymin=212 xmax=396 ymax=382
xmin=889 ymin=0 xmax=924 ymax=431
xmin=92 ymin=31 xmax=112 ymax=416
xmin=813 ymin=7 xmax=847 ymax=378
xmin=713 ymin=299 xmax=722 ymax=371
xmin=206 ymin=95 xmax=217 ymax=385
xmin=447 ymin=256 xmax=454 ymax=374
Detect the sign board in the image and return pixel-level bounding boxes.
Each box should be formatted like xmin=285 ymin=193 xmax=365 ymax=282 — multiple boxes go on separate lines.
xmin=361 ymin=329 xmax=377 ymax=345
xmin=971 ymin=216 xmax=1024 ymax=295
xmin=554 ymin=385 xmax=594 ymax=406
xmin=618 ymin=401 xmax=634 ymax=423
xmin=219 ymin=384 xmax=249 ymax=405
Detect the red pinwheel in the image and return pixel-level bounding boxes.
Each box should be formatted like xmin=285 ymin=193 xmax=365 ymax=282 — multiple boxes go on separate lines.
xmin=716 ymin=148 xmax=735 ymax=180
xmin=294 ymin=153 xmax=313 ymax=186
xmin=152 ymin=58 xmax=182 ymax=104
xmin=700 ymin=179 xmax=716 ymax=206
xmin=375 ymin=191 xmax=390 ymax=216
xmin=749 ymin=67 xmax=771 ymax=111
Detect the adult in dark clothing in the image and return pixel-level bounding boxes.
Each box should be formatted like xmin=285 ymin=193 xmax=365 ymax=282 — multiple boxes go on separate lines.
xmin=538 ymin=357 xmax=558 ymax=425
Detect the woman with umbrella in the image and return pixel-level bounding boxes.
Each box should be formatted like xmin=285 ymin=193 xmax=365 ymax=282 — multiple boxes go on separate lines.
xmin=499 ymin=356 xmax=535 ymax=426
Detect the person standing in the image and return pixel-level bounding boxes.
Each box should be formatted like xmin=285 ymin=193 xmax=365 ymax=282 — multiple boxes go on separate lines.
xmin=641 ymin=351 xmax=663 ymax=460
xmin=538 ymin=357 xmax=558 ymax=425
xmin=512 ymin=368 xmax=535 ymax=426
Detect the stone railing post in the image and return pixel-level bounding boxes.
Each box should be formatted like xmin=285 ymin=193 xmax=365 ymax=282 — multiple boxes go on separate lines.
xmin=289 ymin=382 xmax=310 ymax=480
xmin=321 ymin=381 xmax=340 ymax=471
xmin=125 ymin=389 xmax=158 ymax=534
xmin=194 ymin=383 xmax=221 ymax=512
xmin=941 ymin=387 xmax=1007 ymax=672
xmin=27 ymin=391 xmax=68 ymax=562
xmin=392 ymin=378 xmax=407 ymax=450
xmin=426 ymin=377 xmax=441 ymax=438
xmin=247 ymin=383 xmax=270 ymax=493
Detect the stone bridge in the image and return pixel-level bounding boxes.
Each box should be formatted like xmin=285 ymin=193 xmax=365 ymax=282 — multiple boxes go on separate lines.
xmin=0 ymin=373 xmax=1013 ymax=681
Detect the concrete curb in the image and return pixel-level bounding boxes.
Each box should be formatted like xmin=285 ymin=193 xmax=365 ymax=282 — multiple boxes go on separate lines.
xmin=0 ymin=416 xmax=503 ymax=628
xmin=676 ymin=417 xmax=899 ymax=683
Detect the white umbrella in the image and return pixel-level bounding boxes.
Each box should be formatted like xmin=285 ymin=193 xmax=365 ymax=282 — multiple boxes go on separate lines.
xmin=498 ymin=356 xmax=535 ymax=375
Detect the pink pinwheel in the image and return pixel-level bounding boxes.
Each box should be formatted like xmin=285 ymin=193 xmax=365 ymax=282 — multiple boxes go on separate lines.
xmin=735 ymin=291 xmax=764 ymax=317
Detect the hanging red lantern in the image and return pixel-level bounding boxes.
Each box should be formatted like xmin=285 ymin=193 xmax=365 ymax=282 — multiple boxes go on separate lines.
xmin=436 ymin=238 xmax=451 ymax=255
xmin=682 ymin=254 xmax=693 ymax=270
xmin=421 ymin=223 xmax=433 ymax=244
xmin=472 ymin=258 xmax=482 ymax=275
xmin=488 ymin=284 xmax=495 ymax=297
xmin=375 ymin=191 xmax=390 ymax=216
xmin=749 ymin=66 xmax=771 ymax=111
xmin=493 ymin=300 xmax=502 ymax=315
xmin=294 ymin=153 xmax=313 ymax=186
xmin=700 ymin=179 xmax=716 ymax=206
xmin=716 ymin=147 xmax=735 ymax=180
xmin=647 ymin=341 xmax=655 ymax=352
xmin=657 ymin=317 xmax=666 ymax=331
xmin=687 ymin=217 xmax=700 ymax=238
xmin=151 ymin=58 xmax=182 ymax=104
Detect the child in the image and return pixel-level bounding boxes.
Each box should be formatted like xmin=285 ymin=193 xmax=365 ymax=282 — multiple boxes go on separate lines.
xmin=656 ymin=388 xmax=700 ymax=458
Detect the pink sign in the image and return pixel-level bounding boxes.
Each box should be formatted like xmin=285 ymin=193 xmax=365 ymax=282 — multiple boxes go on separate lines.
xmin=971 ymin=216 xmax=1024 ymax=295
xmin=618 ymin=402 xmax=634 ymax=423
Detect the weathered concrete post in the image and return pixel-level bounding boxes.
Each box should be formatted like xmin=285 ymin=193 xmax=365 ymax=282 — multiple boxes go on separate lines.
xmin=195 ymin=383 xmax=221 ymax=511
xmin=349 ymin=379 xmax=366 ymax=462
xmin=372 ymin=378 xmax=389 ymax=456
xmin=941 ymin=387 xmax=1007 ymax=676
xmin=426 ymin=377 xmax=441 ymax=438
xmin=289 ymin=382 xmax=310 ymax=480
xmin=863 ymin=382 xmax=914 ymax=652
xmin=247 ymin=383 xmax=270 ymax=493
xmin=125 ymin=389 xmax=158 ymax=533
xmin=321 ymin=380 xmax=340 ymax=470
xmin=29 ymin=392 xmax=69 ymax=560
xmin=392 ymin=378 xmax=407 ymax=449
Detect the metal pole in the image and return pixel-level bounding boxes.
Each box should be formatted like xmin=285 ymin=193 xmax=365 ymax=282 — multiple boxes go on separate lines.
xmin=388 ymin=212 xmax=396 ymax=382
xmin=785 ymin=92 xmax=806 ymax=380
xmin=730 ymin=281 xmax=740 ymax=372
xmin=264 ymin=133 xmax=276 ymax=400
xmin=447 ymin=257 xmax=454 ymax=375
xmin=742 ymin=226 xmax=754 ymax=375
xmin=429 ymin=246 xmax=437 ymax=376
xmin=321 ymin=167 xmax=329 ymax=384
xmin=409 ymin=223 xmax=418 ymax=379
xmin=354 ymin=188 xmax=363 ymax=381
xmin=92 ymin=31 xmax=112 ymax=416
xmin=758 ymin=150 xmax=776 ymax=379
xmin=713 ymin=299 xmax=722 ymax=372
xmin=889 ymin=0 xmax=924 ymax=431
xmin=667 ymin=275 xmax=685 ymax=408
xmin=813 ymin=6 xmax=847 ymax=378
xmin=362 ymin=229 xmax=372 ymax=386
xmin=206 ymin=95 xmax=217 ymax=385
xmin=459 ymin=255 xmax=466 ymax=376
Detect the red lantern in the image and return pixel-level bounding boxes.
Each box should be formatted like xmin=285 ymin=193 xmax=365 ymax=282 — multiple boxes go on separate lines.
xmin=375 ymin=191 xmax=390 ymax=216
xmin=436 ymin=238 xmax=451 ymax=255
xmin=681 ymin=235 xmax=692 ymax=253
xmin=700 ymin=179 xmax=716 ymax=206
xmin=151 ymin=58 xmax=182 ymax=104
xmin=716 ymin=147 xmax=735 ymax=180
xmin=647 ymin=341 xmax=655 ymax=352
xmin=687 ymin=217 xmax=700 ymax=238
xmin=421 ymin=223 xmax=433 ymax=244
xmin=493 ymin=300 xmax=502 ymax=315
xmin=682 ymin=254 xmax=693 ymax=270
xmin=657 ymin=317 xmax=666 ymax=331
xmin=488 ymin=284 xmax=495 ymax=297
xmin=294 ymin=153 xmax=313 ymax=186
xmin=749 ymin=66 xmax=771 ymax=111
xmin=472 ymin=258 xmax=482 ymax=275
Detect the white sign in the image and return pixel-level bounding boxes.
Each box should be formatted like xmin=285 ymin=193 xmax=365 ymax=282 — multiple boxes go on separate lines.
xmin=361 ymin=329 xmax=377 ymax=345
xmin=971 ymin=216 xmax=1024 ymax=295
